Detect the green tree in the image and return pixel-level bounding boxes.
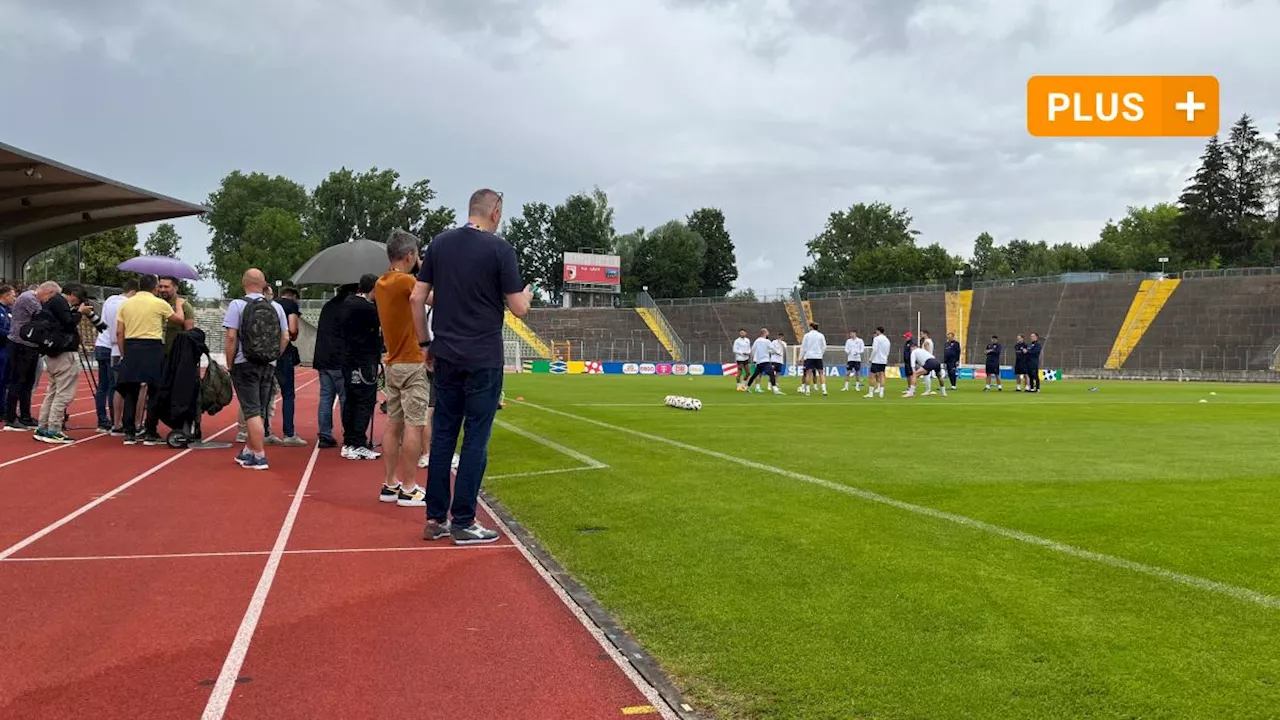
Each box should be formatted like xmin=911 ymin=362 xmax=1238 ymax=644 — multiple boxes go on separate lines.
xmin=24 ymin=242 xmax=79 ymax=283
xmin=204 ymin=171 xmax=310 ymax=295
xmin=970 ymin=232 xmax=1010 ymax=279
xmin=548 ymin=189 xmax=616 ymax=300
xmin=686 ymin=208 xmax=738 ymax=295
xmin=611 ymin=226 xmax=646 ymax=295
xmin=143 ymin=223 xmax=195 ymax=295
xmin=502 ymin=202 xmax=558 ymax=302
xmin=80 ymin=226 xmax=140 ymax=287
xmin=799 ymin=202 xmax=918 ymax=288
xmin=1090 ymin=204 xmax=1180 ymax=271
xmin=1223 ymin=114 xmax=1271 ymax=263
xmin=308 ymin=167 xmax=455 ymax=248
xmin=628 ymin=221 xmax=705 ymax=298
xmin=221 ymin=209 xmax=317 ymax=291
xmin=1175 ymin=135 xmax=1232 ymax=267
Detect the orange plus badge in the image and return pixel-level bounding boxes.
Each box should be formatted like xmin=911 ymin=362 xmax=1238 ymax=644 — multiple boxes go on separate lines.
xmin=1026 ymin=75 xmax=1219 ymax=137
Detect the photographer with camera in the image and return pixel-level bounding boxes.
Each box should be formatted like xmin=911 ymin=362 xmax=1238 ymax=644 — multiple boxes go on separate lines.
xmin=30 ymin=283 xmax=98 ymax=444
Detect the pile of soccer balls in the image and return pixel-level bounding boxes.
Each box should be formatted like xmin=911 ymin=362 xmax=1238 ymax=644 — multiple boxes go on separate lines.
xmin=665 ymin=395 xmax=702 ymax=411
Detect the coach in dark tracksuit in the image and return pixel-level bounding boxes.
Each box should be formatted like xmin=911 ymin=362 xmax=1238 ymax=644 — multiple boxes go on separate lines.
xmin=943 ymin=334 xmax=961 ymax=389
xmin=1026 ymin=333 xmax=1043 ymax=393
xmin=984 ymin=336 xmax=1003 ymax=390
xmin=1013 ymin=334 xmax=1028 ymax=391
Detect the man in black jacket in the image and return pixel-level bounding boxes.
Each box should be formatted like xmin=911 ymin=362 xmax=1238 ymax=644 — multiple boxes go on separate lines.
xmin=984 ymin=335 xmax=1003 ymax=391
xmin=341 ymin=274 xmax=382 ymax=460
xmin=1013 ymin=334 xmax=1029 ymax=392
xmin=35 ymin=283 xmax=95 ymax=444
xmin=1026 ymin=332 xmax=1044 ymax=393
xmin=943 ymin=332 xmax=962 ymax=390
xmin=313 ymin=285 xmax=352 ymax=448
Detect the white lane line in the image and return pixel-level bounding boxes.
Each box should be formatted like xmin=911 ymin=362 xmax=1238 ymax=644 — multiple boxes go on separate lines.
xmin=487 ymin=466 xmax=608 ymax=481
xmin=201 ymin=444 xmax=320 ymax=720
xmin=495 ymin=419 xmax=607 ymax=468
xmin=0 ymin=421 xmax=239 ymax=560
xmin=517 ymin=401 xmax=1280 ymax=611
xmin=479 ymin=497 xmax=680 ymax=720
xmin=0 ymin=431 xmax=108 ymax=469
xmin=1 ymin=544 xmax=517 ymax=563
xmin=1 ymin=377 xmax=318 ymax=471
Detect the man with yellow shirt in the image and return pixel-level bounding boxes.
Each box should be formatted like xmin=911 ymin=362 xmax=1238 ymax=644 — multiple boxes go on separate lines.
xmin=115 ymin=274 xmax=185 ymax=445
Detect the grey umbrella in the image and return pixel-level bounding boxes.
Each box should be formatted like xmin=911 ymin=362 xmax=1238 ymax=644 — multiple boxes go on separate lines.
xmin=290 ymin=238 xmax=388 ymax=285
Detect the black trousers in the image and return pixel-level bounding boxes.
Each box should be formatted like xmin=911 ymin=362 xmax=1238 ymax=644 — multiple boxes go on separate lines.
xmin=945 ymin=360 xmax=959 ymax=387
xmin=341 ymin=365 xmax=377 ymax=448
xmin=746 ymin=361 xmax=776 ymax=387
xmin=1027 ymin=365 xmax=1041 ymax=391
xmin=4 ymin=343 xmax=40 ymax=423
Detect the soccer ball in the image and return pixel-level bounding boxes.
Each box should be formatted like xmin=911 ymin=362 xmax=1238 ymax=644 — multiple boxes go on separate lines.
xmin=691 ymin=399 xmax=702 ymax=411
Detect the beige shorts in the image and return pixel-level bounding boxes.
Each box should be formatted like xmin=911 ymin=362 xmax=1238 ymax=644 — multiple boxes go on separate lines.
xmin=384 ymin=362 xmax=430 ymax=426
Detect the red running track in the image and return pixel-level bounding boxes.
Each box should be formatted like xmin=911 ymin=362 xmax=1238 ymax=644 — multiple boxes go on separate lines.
xmin=0 ymin=370 xmax=673 ymax=719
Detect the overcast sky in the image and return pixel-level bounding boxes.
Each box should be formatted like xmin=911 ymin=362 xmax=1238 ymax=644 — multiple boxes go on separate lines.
xmin=2 ymin=0 xmax=1277 ymax=297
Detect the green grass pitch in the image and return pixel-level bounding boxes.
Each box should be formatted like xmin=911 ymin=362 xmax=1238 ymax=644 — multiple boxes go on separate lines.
xmin=484 ymin=374 xmax=1280 ymax=719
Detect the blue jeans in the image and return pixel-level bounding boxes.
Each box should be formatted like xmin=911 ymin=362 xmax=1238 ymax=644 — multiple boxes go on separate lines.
xmin=317 ymin=368 xmax=345 ymax=442
xmin=93 ymin=346 xmax=117 ymax=428
xmin=426 ymin=358 xmax=503 ymax=528
xmin=274 ymin=352 xmax=297 ymax=438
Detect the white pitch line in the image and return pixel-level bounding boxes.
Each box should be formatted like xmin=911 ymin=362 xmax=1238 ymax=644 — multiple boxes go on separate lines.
xmin=495 ymin=419 xmax=607 ymax=468
xmin=517 ymin=401 xmax=1280 ymax=611
xmin=1 ymin=545 xmax=518 ymax=563
xmin=567 ymin=398 xmax=1275 ymax=407
xmin=201 ymin=444 xmax=319 ymax=720
xmin=487 ymin=466 xmax=608 ymax=481
xmin=0 ymin=421 xmax=239 ymax=560
xmin=479 ymin=497 xmax=680 ymax=720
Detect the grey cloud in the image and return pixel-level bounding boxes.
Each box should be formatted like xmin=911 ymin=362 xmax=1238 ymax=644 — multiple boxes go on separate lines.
xmin=1 ymin=0 xmax=1276 ymax=296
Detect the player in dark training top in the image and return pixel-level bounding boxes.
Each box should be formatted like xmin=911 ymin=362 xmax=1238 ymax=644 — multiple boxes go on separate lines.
xmin=984 ymin=335 xmax=1003 ymax=391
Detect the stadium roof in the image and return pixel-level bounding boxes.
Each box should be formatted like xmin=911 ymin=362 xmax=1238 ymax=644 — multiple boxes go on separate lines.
xmin=0 ymin=141 xmax=208 ymax=279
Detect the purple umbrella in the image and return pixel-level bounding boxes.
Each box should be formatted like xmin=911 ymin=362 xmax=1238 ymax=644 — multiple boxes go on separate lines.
xmin=117 ymin=255 xmax=200 ymax=280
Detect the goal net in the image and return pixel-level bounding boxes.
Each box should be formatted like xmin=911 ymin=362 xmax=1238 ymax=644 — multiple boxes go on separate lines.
xmin=787 ymin=342 xmax=870 ymax=378
xmin=503 ymin=340 xmax=524 ymax=373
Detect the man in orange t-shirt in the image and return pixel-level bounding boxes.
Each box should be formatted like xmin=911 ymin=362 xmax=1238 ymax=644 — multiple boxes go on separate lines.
xmin=373 ymin=230 xmax=432 ymax=508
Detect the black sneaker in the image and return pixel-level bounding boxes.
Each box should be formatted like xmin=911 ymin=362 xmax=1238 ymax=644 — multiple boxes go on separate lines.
xmin=317 ymin=436 xmax=336 ymax=449
xmin=141 ymin=433 xmax=165 ymax=446
xmin=109 ymin=426 xmax=126 ymax=436
xmin=451 ymin=522 xmax=500 ymax=545
xmin=423 ymin=519 xmax=451 ymax=541
xmin=3 ymin=419 xmax=33 ymax=432
xmin=378 ymin=483 xmax=401 ymax=503
xmin=123 ymin=433 xmax=137 ymax=445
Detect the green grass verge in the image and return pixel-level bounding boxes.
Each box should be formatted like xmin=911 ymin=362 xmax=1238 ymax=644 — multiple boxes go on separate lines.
xmin=485 ymin=375 xmax=1280 ymax=719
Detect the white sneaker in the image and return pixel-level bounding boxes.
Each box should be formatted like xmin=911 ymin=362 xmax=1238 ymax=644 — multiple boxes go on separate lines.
xmin=418 ymin=454 xmax=429 ymax=468
xmin=356 ymin=446 xmax=381 ymax=460
xmin=341 ymin=445 xmax=356 ymax=459
xmin=864 ymin=392 xmax=874 ymax=398
xmin=754 ymin=386 xmax=763 ymax=393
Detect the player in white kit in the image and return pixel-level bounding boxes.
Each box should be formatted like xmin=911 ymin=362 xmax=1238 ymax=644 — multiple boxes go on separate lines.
xmin=732 ymin=328 xmax=752 ymax=391
xmin=866 ymin=326 xmax=890 ymax=398
xmin=842 ymin=331 xmax=864 ymax=392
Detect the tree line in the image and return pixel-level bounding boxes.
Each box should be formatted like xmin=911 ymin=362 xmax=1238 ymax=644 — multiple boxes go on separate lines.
xmin=802 ymin=113 xmax=1280 ymax=288
xmin=25 ymin=223 xmax=194 ymax=295
xmin=25 ymin=112 xmax=1280 ymax=299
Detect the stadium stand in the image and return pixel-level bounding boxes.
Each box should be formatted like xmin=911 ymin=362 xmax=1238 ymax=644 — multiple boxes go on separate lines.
xmin=522 ymin=307 xmax=671 ymax=362
xmin=1130 ymin=274 xmax=1280 ymax=372
xmin=661 ymin=301 xmax=794 ymax=364
xmin=810 ymin=291 xmax=946 ymax=354
xmin=966 ymin=279 xmax=1143 ymax=369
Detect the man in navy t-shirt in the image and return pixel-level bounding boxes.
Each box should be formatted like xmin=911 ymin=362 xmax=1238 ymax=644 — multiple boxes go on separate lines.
xmin=412 ymin=188 xmax=532 ymax=545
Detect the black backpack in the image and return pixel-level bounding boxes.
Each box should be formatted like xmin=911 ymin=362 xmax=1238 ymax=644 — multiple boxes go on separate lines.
xmin=19 ymin=309 xmax=76 ymax=356
xmin=238 ymin=297 xmax=282 ymax=364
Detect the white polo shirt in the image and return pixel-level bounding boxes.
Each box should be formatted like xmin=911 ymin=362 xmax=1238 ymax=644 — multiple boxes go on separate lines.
xmin=870 ymin=335 xmax=891 ymax=364
xmin=845 ymin=337 xmax=865 ymax=361
xmin=801 ymin=330 xmax=826 ymax=360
